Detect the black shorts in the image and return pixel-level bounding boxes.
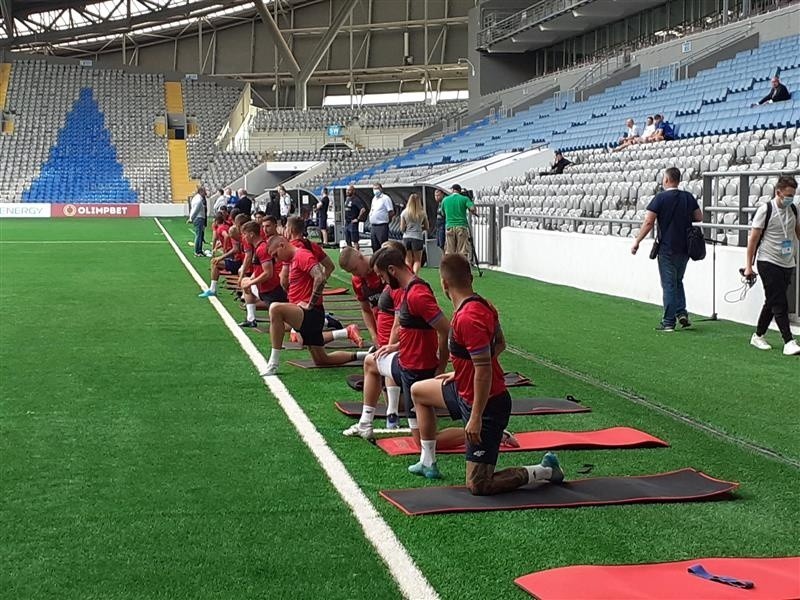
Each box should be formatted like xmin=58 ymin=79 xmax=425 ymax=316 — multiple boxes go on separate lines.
xmin=317 ymin=214 xmax=328 ymax=230
xmin=390 ymin=354 xmax=436 ymax=421
xmin=224 ymin=258 xmax=242 ymax=273
xmin=404 ymin=238 xmax=424 ymax=252
xmin=259 ymin=286 xmax=288 ymax=306
xmin=443 ymin=381 xmax=511 ymax=466
xmin=345 ymin=222 xmax=360 ymax=245
xmin=298 ymin=306 xmax=326 ymax=347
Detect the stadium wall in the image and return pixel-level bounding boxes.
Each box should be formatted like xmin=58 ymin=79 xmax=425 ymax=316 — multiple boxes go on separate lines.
xmin=500 ymin=228 xmax=798 ymax=329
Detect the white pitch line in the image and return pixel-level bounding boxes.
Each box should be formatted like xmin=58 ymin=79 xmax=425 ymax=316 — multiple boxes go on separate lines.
xmin=154 ymin=218 xmax=439 ymax=600
xmin=0 ymin=240 xmax=164 ymax=244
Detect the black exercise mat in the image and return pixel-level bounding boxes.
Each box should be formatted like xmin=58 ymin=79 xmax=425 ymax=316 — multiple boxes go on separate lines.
xmin=380 ymin=469 xmax=738 ymax=516
xmin=335 ymin=397 xmax=589 ymax=418
xmin=346 ymin=371 xmax=533 ymax=391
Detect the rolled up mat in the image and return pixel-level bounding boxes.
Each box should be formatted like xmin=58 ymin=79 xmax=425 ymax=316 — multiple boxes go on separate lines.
xmin=380 ymin=469 xmax=738 ymax=516
xmin=287 ymin=358 xmax=363 ymax=369
xmin=335 ymin=397 xmax=590 ymax=418
xmin=514 ymin=557 xmax=800 ymax=600
xmin=376 ymin=427 xmax=668 ymax=456
xmin=346 ymin=371 xmax=533 ymax=391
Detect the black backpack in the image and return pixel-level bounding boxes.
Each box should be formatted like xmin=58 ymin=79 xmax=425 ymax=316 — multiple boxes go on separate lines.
xmin=757 ymin=201 xmax=798 ymax=253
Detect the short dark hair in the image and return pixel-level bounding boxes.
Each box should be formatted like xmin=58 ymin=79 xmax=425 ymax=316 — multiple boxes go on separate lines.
xmin=372 ymin=247 xmax=405 ymax=272
xmin=263 ymin=215 xmax=278 ymax=225
xmin=776 ymin=175 xmax=797 ymax=191
xmin=654 ymin=114 xmax=663 ymax=120
xmin=440 ymin=254 xmax=472 ymax=287
xmin=254 ymin=210 xmax=265 ymax=217
xmin=323 ymin=188 xmax=328 ymax=194
xmin=664 ymin=167 xmax=681 ymax=184
xmin=382 ymin=239 xmax=407 ymax=258
xmin=451 ymin=184 xmax=462 ymax=193
xmin=555 ymin=150 xmax=563 ymax=156
xmin=286 ymin=216 xmax=304 ymax=235
xmin=241 ymin=221 xmax=260 ymax=235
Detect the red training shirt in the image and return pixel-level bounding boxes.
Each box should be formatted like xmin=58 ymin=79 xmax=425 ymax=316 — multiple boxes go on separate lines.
xmin=376 ymin=287 xmax=403 ymax=347
xmin=450 ymin=298 xmax=506 ymax=405
xmin=252 ymin=240 xmax=281 ymax=293
xmin=288 ymin=247 xmax=322 ymax=307
xmin=290 ymin=238 xmax=327 ymax=263
xmin=398 ymin=279 xmax=444 ymax=371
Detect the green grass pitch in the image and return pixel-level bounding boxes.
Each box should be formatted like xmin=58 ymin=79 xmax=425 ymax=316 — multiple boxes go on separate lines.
xmin=1 ymin=217 xmax=797 ymax=599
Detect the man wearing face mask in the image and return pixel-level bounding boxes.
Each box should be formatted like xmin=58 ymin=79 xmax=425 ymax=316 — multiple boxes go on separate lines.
xmin=368 ymin=183 xmax=395 ymax=252
xmin=745 ymin=176 xmax=800 ymax=356
xmin=372 ymin=247 xmax=451 ymax=446
xmin=343 ymin=185 xmax=367 ymax=248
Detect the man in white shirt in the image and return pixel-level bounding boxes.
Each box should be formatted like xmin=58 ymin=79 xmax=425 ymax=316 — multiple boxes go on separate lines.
xmin=278 ymin=185 xmax=294 ymax=227
xmin=640 ymin=116 xmax=657 ymax=142
xmin=187 ymin=185 xmax=208 ymax=257
xmin=613 ymin=118 xmax=641 ymax=152
xmin=212 ymin=188 xmax=228 ymax=213
xmin=745 ymin=175 xmax=800 ymax=356
xmin=368 ymin=183 xmax=394 ymax=251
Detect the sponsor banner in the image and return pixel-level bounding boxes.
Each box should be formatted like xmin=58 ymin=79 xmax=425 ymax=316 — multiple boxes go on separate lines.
xmin=0 ymin=203 xmax=52 ymax=218
xmin=52 ymin=203 xmax=140 ymax=218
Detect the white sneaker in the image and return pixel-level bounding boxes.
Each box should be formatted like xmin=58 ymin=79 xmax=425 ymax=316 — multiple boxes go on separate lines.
xmin=342 ymin=422 xmax=374 ymax=441
xmin=261 ymin=362 xmax=279 ymax=376
xmin=750 ymin=334 xmax=772 ymax=351
xmin=783 ymin=339 xmax=800 ymax=356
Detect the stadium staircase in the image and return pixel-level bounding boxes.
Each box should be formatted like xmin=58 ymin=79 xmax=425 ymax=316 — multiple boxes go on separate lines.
xmin=0 ymin=63 xmax=12 ymax=134
xmin=164 ymin=81 xmax=198 ymax=201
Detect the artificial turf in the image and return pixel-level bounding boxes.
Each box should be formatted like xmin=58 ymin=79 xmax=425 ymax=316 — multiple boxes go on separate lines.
xmin=1 ymin=217 xmax=798 ymax=600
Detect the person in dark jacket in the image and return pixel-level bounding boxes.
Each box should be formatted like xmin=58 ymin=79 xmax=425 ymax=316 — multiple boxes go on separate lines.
xmin=539 ymin=151 xmax=571 ymax=176
xmin=753 ymin=76 xmax=791 ymax=107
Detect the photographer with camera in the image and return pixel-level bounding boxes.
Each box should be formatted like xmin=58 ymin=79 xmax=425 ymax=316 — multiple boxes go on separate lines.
xmin=631 ymin=167 xmax=703 ymax=332
xmin=745 ymin=175 xmax=800 ymax=356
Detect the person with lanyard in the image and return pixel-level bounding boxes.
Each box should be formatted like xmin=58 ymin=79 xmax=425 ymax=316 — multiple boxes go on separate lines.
xmin=368 ymin=183 xmax=394 ymax=251
xmin=745 ymin=176 xmax=800 ymax=356
xmin=343 ymin=185 xmax=367 ymax=248
xmin=370 ymin=247 xmax=452 ymax=446
xmin=316 ymin=188 xmax=330 ymax=246
xmin=408 ymin=254 xmax=563 ymax=486
xmin=261 ymin=236 xmax=370 ymax=375
xmin=442 ymin=184 xmax=476 ymax=258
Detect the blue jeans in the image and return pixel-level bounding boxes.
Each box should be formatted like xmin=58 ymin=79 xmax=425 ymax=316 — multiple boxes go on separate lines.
xmin=193 ymin=218 xmax=206 ymax=254
xmin=657 ymin=253 xmax=689 ymax=327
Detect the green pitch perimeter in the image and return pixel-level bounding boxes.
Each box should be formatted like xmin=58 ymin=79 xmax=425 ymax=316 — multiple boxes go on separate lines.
xmin=1 ymin=218 xmax=797 ymax=600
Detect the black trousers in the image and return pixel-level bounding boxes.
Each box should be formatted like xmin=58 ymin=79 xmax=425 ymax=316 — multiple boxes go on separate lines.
xmin=756 ymin=260 xmax=795 ymax=343
xmin=370 ymin=223 xmax=389 ymax=252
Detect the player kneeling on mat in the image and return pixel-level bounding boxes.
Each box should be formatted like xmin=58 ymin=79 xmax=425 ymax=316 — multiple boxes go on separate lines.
xmin=262 ymin=236 xmax=368 ymax=375
xmin=409 ymin=254 xmax=563 ymax=490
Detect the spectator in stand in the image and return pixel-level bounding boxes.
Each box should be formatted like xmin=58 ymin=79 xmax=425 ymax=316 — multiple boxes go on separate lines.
xmin=368 ymin=183 xmax=394 ymax=251
xmin=235 ymin=188 xmax=252 ymax=216
xmin=631 ymin=167 xmax=703 ymax=332
xmin=639 ymin=116 xmax=656 ymax=142
xmin=278 ymin=185 xmax=294 ymax=226
xmin=316 ymin=188 xmax=330 ymax=246
xmin=188 ymin=185 xmax=208 ymax=258
xmin=400 ymin=192 xmax=429 ymax=274
xmin=752 ymin=76 xmax=791 ymax=107
xmin=650 ymin=114 xmax=675 ymax=142
xmin=344 ymin=185 xmax=367 ymax=248
xmin=213 ymin=188 xmax=227 ymax=213
xmin=613 ymin=118 xmax=641 ymax=152
xmin=539 ymin=151 xmax=571 ymax=176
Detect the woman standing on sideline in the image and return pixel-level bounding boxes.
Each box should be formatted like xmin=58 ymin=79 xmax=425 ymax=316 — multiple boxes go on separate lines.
xmin=400 ymin=193 xmax=429 ymax=274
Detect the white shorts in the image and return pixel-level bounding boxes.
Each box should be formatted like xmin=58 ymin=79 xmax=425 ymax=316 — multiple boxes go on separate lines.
xmin=376 ymin=351 xmax=398 ymax=378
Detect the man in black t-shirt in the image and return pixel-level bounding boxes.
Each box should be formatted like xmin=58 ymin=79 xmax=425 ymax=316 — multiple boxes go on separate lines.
xmin=631 ymin=167 xmax=702 ymax=332
xmin=316 ymin=188 xmax=331 ymax=245
xmin=235 ymin=188 xmax=253 ymax=216
xmin=343 ymin=185 xmax=367 ymax=248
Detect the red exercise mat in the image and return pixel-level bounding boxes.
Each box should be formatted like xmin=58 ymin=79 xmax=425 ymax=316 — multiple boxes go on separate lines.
xmin=515 ymin=556 xmax=800 ymax=600
xmin=323 ymin=287 xmax=349 ymax=296
xmin=376 ymin=427 xmax=668 ymax=456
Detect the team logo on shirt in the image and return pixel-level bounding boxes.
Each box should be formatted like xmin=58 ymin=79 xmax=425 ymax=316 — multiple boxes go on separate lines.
xmin=63 ymin=204 xmax=77 ymax=217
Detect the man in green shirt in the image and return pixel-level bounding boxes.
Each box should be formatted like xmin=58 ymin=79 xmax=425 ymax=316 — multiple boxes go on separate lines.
xmin=442 ymin=184 xmax=477 ymax=258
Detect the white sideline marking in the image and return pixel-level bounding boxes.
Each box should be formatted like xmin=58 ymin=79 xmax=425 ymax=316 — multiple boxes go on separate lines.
xmin=1 ymin=240 xmax=164 ymax=244
xmin=154 ymin=218 xmax=439 ymax=600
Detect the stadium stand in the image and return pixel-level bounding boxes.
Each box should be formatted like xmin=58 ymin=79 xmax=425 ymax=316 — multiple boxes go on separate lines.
xmin=199 ymin=151 xmax=262 ymax=190
xmin=0 ymin=60 xmax=170 ymax=204
xmin=250 ymin=101 xmax=468 ymax=132
xmin=183 ymin=80 xmax=243 ymax=179
xmin=333 ymin=34 xmax=799 ymax=190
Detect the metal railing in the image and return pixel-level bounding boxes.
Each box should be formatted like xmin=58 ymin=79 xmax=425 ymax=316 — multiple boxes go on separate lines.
xmin=477 ymin=0 xmax=593 ymax=49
